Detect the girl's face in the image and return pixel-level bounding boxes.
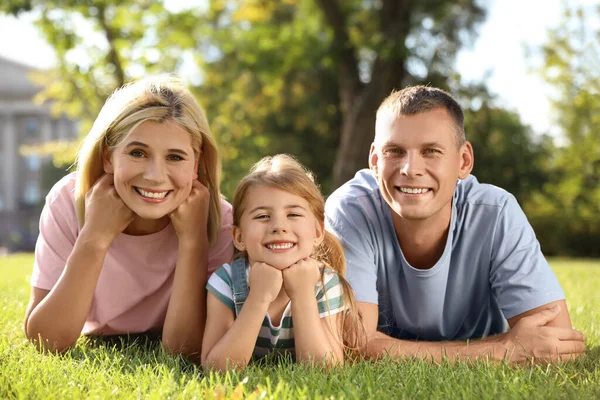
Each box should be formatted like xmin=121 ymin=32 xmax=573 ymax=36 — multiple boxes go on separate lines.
xmin=104 ymin=120 xmax=199 ymax=230
xmin=233 ymin=185 xmax=324 ymax=270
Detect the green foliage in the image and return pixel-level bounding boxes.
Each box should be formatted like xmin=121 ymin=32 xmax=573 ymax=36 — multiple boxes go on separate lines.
xmin=527 ymin=5 xmax=600 ymax=256
xmin=2 ymin=254 xmax=599 ymax=399
xmin=193 ymin=0 xmax=341 ymax=197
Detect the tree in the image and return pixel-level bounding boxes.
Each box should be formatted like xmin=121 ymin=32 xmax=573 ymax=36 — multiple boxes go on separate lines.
xmin=526 ymin=5 xmax=600 ymax=256
xmin=3 ymin=0 xmax=487 ymax=197
xmin=315 ymin=0 xmax=485 ymax=186
xmin=2 ymin=0 xmax=199 ymax=161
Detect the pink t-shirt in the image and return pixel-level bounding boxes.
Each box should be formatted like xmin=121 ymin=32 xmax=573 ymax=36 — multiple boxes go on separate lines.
xmin=30 ymin=172 xmax=234 ymax=336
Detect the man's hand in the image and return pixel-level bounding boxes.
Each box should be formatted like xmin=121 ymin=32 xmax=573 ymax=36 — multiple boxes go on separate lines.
xmin=502 ymin=305 xmax=586 ymax=363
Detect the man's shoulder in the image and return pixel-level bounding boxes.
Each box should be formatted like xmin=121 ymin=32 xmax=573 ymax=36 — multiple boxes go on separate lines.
xmin=455 ymin=175 xmax=513 ymax=211
xmin=327 ymin=169 xmax=381 ymax=207
xmin=326 ymin=169 xmax=387 ymax=224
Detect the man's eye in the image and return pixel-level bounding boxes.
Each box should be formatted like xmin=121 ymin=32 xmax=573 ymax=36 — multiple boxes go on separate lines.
xmin=383 ymin=148 xmax=403 ymax=155
xmin=424 ymin=148 xmax=441 ymax=154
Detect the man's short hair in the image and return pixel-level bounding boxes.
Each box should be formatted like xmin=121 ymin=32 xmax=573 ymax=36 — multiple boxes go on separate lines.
xmin=376 ymin=86 xmax=466 ymax=147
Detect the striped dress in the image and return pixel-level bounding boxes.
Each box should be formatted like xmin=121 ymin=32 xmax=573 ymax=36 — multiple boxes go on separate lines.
xmin=206 ymin=260 xmax=345 ymax=358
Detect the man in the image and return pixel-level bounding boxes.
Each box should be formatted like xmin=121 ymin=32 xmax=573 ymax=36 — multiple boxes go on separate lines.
xmin=325 ymin=86 xmax=585 ymax=363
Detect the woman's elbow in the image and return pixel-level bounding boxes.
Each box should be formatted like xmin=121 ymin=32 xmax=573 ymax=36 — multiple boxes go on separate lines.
xmin=162 ymin=336 xmax=203 ymax=361
xmin=25 ymin=327 xmax=77 ymax=354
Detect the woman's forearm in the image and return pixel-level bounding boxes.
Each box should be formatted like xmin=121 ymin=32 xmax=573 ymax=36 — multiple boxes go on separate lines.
xmin=26 ymin=229 xmax=110 ymax=352
xmin=162 ymin=238 xmax=208 ymax=360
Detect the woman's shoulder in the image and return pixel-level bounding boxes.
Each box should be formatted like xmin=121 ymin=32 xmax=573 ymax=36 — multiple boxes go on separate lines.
xmin=218 ymin=196 xmax=233 ymax=216
xmin=45 ymin=171 xmax=78 ymax=206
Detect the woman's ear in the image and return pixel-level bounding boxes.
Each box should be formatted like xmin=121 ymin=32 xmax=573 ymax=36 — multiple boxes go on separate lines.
xmin=102 ymin=147 xmax=114 ymax=174
xmin=232 ymin=226 xmax=245 ymax=250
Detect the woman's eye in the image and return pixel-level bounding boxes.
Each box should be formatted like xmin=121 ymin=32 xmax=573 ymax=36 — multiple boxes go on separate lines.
xmin=129 ymin=150 xmax=145 ymax=158
xmin=288 ymin=213 xmax=302 ymax=218
xmin=167 ymin=154 xmax=184 ymax=161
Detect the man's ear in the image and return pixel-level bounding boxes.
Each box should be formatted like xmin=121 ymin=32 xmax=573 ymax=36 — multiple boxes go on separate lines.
xmin=102 ymin=147 xmax=114 ymax=174
xmin=368 ymin=143 xmax=379 ymax=175
xmin=458 ymin=141 xmax=474 ymax=179
xmin=232 ymin=226 xmax=245 ymax=251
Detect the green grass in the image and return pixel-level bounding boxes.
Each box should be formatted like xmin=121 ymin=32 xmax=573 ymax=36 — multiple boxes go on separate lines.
xmin=1 ymin=254 xmax=599 ymax=399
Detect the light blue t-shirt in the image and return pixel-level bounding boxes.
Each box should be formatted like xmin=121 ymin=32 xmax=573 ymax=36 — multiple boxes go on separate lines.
xmin=325 ymin=169 xmax=565 ymax=341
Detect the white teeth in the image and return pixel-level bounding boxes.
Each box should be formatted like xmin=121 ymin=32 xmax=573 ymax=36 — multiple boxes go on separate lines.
xmin=136 ymin=188 xmax=169 ymax=199
xmin=266 ymin=243 xmax=294 ymax=250
xmin=399 ymin=187 xmax=430 ymax=194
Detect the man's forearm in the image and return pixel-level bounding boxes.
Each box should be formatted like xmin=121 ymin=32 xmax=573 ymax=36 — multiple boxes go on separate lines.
xmin=365 ymin=331 xmax=510 ymax=363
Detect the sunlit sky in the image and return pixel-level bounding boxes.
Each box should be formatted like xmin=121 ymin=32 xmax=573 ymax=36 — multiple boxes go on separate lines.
xmin=0 ymin=0 xmax=597 ymax=138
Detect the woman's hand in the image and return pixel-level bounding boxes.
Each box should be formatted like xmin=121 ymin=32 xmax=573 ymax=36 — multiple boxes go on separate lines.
xmin=169 ymin=180 xmax=210 ymax=243
xmin=282 ymin=258 xmax=321 ymax=300
xmin=249 ymin=262 xmax=284 ymax=304
xmin=83 ymin=174 xmax=134 ymax=247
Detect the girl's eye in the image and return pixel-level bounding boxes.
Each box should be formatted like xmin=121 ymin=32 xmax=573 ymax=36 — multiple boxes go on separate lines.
xmin=254 ymin=214 xmax=269 ymax=220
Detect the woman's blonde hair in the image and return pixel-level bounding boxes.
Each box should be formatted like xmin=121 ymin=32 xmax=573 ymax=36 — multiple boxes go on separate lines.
xmin=74 ymin=75 xmax=222 ymax=244
xmin=232 ymin=154 xmax=365 ymax=351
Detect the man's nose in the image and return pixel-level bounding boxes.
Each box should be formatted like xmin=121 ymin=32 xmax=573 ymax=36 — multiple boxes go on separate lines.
xmin=400 ymin=152 xmax=425 ymax=177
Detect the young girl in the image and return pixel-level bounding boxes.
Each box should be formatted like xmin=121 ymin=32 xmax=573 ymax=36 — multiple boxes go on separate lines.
xmin=24 ymin=76 xmax=233 ymax=359
xmin=201 ymin=154 xmax=363 ymax=370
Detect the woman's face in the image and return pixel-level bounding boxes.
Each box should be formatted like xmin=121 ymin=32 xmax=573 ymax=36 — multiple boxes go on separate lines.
xmin=104 ymin=120 xmax=199 ymax=224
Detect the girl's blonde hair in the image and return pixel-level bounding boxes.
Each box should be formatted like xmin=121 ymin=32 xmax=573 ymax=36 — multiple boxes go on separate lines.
xmin=232 ymin=154 xmax=365 ymax=352
xmin=74 ymin=75 xmax=222 ymax=244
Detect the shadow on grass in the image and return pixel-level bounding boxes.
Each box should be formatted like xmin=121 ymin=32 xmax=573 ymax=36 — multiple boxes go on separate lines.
xmin=61 ymin=332 xmax=202 ymax=376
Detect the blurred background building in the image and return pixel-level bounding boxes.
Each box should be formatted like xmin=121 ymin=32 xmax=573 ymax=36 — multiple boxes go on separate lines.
xmin=0 ymin=55 xmax=78 ymax=251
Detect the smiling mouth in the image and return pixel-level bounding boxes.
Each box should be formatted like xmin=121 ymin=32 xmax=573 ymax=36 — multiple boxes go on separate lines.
xmin=134 ymin=187 xmax=171 ymax=199
xmin=396 ymin=186 xmax=431 ymax=194
xmin=265 ymin=242 xmax=296 ymax=250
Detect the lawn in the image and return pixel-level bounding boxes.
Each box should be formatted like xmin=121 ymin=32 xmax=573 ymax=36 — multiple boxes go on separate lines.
xmin=1 ymin=254 xmax=598 ymax=399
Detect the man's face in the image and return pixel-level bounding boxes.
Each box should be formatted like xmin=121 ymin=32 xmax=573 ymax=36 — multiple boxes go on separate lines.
xmin=369 ymin=107 xmax=473 ymax=225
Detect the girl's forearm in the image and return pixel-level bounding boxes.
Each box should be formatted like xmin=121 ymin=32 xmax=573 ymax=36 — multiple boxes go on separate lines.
xmin=26 ymin=229 xmax=110 ymax=352
xmin=162 ymin=238 xmax=208 ymax=360
xmin=202 ymin=294 xmax=270 ymax=371
xmin=291 ymin=293 xmax=343 ymax=366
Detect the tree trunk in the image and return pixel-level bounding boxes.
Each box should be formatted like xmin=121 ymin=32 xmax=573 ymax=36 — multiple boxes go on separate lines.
xmin=321 ymin=0 xmax=414 ymax=189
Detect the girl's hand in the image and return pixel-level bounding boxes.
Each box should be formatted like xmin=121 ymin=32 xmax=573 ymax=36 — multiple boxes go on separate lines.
xmin=282 ymin=258 xmax=321 ymax=300
xmin=84 ymin=174 xmax=134 ymax=246
xmin=169 ymin=180 xmax=210 ymax=242
xmin=249 ymin=262 xmax=283 ymax=304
